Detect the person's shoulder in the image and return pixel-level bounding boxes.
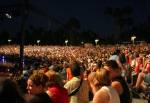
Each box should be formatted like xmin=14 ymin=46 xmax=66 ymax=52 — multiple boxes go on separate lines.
xmin=64 ymin=79 xmax=72 ymax=88
xmin=66 ymin=77 xmax=80 ymax=84
xmin=36 ymin=92 xmax=50 ymax=98
xmin=93 ymin=88 xmax=109 ymax=103
xmin=32 ymin=92 xmax=52 ymax=103
xmin=96 ymin=88 xmax=109 ymax=96
xmin=111 ymin=81 xmax=123 ymax=95
xmin=111 ymin=81 xmax=121 ymax=88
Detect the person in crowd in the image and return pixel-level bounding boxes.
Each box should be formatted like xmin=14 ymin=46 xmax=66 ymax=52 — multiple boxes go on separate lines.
xmin=84 ymin=69 xmax=93 ymax=101
xmin=64 ymin=61 xmax=89 ymax=103
xmin=91 ymin=61 xmax=102 ymax=72
xmin=90 ymin=69 xmax=120 ymax=103
xmin=104 ymin=60 xmax=132 ymax=103
xmin=130 ymin=52 xmax=140 ymax=86
xmin=109 ymin=49 xmax=122 ymax=67
xmin=134 ymin=57 xmax=144 ymax=74
xmin=26 ymin=92 xmax=53 ymax=103
xmin=88 ymin=72 xmax=97 ymax=95
xmin=60 ymin=61 xmax=73 ymax=84
xmin=48 ymin=64 xmax=61 ymax=73
xmin=45 ymin=70 xmax=69 ymax=103
xmin=134 ymin=58 xmax=150 ymax=90
xmin=0 ymin=77 xmax=25 ymax=103
xmin=109 ymin=49 xmax=126 ymax=76
xmin=25 ymin=71 xmax=52 ymax=103
xmin=83 ymin=69 xmax=91 ymax=81
xmin=60 ymin=62 xmax=68 ymax=79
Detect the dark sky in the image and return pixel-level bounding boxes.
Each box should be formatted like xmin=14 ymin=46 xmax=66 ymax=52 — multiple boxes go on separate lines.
xmin=1 ymin=0 xmax=150 ymax=35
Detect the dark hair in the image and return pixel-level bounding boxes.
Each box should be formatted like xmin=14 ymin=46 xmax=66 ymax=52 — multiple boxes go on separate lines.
xmin=28 ymin=92 xmax=52 ymax=103
xmin=71 ymin=63 xmax=81 ymax=77
xmin=49 ymin=65 xmax=61 ymax=72
xmin=113 ymin=49 xmax=120 ymax=55
xmin=104 ymin=60 xmax=119 ymax=70
xmin=0 ymin=77 xmax=25 ymax=103
xmin=96 ymin=60 xmax=102 ymax=68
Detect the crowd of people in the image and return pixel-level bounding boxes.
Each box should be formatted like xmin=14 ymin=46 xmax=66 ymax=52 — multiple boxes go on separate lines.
xmin=0 ymin=43 xmax=149 ymax=103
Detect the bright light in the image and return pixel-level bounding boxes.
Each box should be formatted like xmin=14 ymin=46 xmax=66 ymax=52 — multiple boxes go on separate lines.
xmin=5 ymin=13 xmax=12 ymax=19
xmin=95 ymin=39 xmax=99 ymax=45
xmin=8 ymin=39 xmax=12 ymax=42
xmin=37 ymin=40 xmax=40 ymax=45
xmin=131 ymin=36 xmax=136 ymax=44
xmin=81 ymin=41 xmax=84 ymax=44
xmin=131 ymin=36 xmax=136 ymax=41
xmin=65 ymin=40 xmax=68 ymax=46
xmin=37 ymin=40 xmax=40 ymax=43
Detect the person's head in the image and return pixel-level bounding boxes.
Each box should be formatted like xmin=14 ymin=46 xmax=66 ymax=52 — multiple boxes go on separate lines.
xmin=83 ymin=69 xmax=91 ymax=79
xmin=113 ymin=49 xmax=121 ymax=55
xmin=0 ymin=77 xmax=24 ymax=103
xmin=88 ymin=69 xmax=111 ymax=92
xmin=70 ymin=62 xmax=81 ymax=77
xmin=95 ymin=69 xmax=111 ymax=87
xmin=137 ymin=57 xmax=143 ymax=64
xmin=45 ymin=70 xmax=63 ymax=86
xmin=27 ymin=71 xmax=48 ymax=95
xmin=104 ymin=60 xmax=121 ymax=79
xmin=62 ymin=61 xmax=69 ymax=68
xmin=27 ymin=92 xmax=52 ymax=103
xmin=92 ymin=61 xmax=102 ymax=72
xmin=48 ymin=65 xmax=60 ymax=72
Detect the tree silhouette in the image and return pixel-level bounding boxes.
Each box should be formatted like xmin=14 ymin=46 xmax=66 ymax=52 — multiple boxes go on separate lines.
xmin=0 ymin=29 xmax=10 ymax=44
xmin=104 ymin=6 xmax=134 ymax=41
xmin=64 ymin=17 xmax=81 ymax=45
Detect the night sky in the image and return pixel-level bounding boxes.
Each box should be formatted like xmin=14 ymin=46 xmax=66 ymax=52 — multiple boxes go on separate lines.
xmin=0 ymin=0 xmax=150 ymax=35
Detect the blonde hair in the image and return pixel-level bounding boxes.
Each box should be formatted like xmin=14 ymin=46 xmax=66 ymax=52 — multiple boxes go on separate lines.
xmin=94 ymin=69 xmax=111 ymax=88
xmin=88 ymin=69 xmax=111 ymax=91
xmin=45 ymin=70 xmax=62 ymax=86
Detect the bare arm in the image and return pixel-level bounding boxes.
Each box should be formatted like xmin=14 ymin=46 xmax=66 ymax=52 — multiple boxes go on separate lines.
xmin=111 ymin=81 xmax=123 ymax=95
